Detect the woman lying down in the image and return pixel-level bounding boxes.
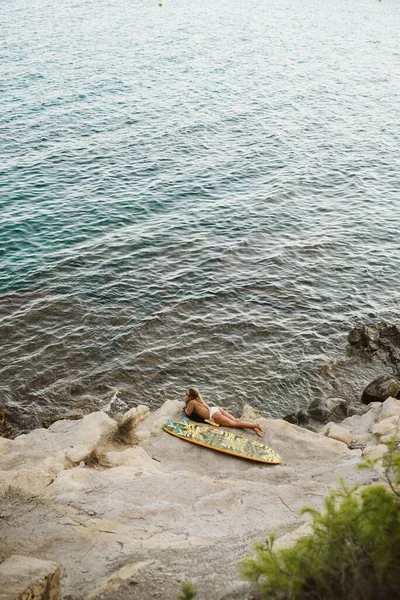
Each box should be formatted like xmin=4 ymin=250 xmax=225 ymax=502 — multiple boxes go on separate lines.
xmin=184 ymin=387 xmax=263 ymax=437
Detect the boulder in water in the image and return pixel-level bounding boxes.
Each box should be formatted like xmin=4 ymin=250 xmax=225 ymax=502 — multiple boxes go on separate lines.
xmin=284 ymin=397 xmax=350 ymax=430
xmin=283 ymin=409 xmax=310 ymax=427
xmin=361 ymin=375 xmax=400 ymax=405
xmin=348 ymin=323 xmax=400 ymax=373
xmin=307 ymin=397 xmax=349 ymax=423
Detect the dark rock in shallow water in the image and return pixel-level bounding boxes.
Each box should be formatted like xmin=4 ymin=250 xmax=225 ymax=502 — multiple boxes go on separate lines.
xmin=348 ymin=327 xmax=363 ymax=346
xmin=284 ymin=397 xmax=353 ymax=432
xmin=361 ymin=375 xmax=400 ymax=405
xmin=283 ymin=413 xmax=297 ymax=425
xmin=283 ymin=409 xmax=310 ymax=426
xmin=307 ymin=397 xmax=349 ymax=423
xmin=346 ymin=404 xmax=369 ymax=417
xmin=348 ymin=322 xmax=400 ymax=374
xmin=0 ymin=407 xmax=12 ymax=438
xmin=42 ymin=412 xmax=85 ymax=428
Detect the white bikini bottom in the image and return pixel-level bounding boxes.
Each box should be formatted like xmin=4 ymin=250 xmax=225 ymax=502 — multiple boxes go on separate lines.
xmin=209 ymin=407 xmax=220 ymax=421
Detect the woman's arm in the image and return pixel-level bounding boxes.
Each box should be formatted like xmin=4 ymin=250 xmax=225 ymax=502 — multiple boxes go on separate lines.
xmin=185 ymin=400 xmax=196 ymax=416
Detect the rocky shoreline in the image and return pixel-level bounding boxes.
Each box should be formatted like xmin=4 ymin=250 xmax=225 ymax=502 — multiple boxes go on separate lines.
xmin=1 ymin=391 xmax=400 ymax=600
xmin=283 ymin=322 xmax=400 ymax=431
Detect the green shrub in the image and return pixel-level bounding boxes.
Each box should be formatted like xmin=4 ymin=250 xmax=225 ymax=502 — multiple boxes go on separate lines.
xmin=178 ymin=581 xmax=197 ymax=600
xmin=241 ymin=440 xmax=400 ymax=600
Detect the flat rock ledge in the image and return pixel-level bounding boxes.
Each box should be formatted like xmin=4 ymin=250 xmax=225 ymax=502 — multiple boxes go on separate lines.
xmin=0 ymin=555 xmax=60 ymax=600
xmin=1 ymin=398 xmax=399 ymax=600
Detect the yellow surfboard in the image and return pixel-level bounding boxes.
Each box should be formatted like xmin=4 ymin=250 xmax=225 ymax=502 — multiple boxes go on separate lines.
xmin=163 ymin=419 xmax=281 ymax=464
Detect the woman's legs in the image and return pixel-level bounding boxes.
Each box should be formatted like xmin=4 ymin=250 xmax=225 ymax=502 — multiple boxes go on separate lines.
xmin=219 ymin=408 xmax=237 ymax=420
xmin=212 ymin=411 xmax=263 ymax=437
xmin=218 ymin=408 xmax=263 ymax=436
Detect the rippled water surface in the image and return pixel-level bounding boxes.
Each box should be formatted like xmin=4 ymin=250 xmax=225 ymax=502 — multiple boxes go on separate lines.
xmin=1 ymin=0 xmax=400 ymax=434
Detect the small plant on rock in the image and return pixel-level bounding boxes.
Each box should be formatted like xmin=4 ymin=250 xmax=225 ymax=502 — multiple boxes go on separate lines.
xmin=178 ymin=581 xmax=197 ymax=600
xmin=241 ymin=440 xmax=400 ymax=600
xmin=81 ymin=446 xmax=110 ymax=468
xmin=108 ymin=414 xmax=139 ymax=446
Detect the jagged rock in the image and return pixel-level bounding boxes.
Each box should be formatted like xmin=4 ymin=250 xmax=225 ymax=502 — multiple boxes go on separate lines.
xmin=284 ymin=397 xmax=351 ymax=431
xmin=361 ymin=375 xmax=400 ymax=405
xmin=136 ymin=399 xmax=183 ymax=439
xmin=283 ymin=412 xmax=297 ymax=424
xmin=42 ymin=412 xmax=85 ymax=428
xmin=85 ymin=560 xmax=154 ymax=600
xmin=274 ymin=522 xmax=312 ymax=550
xmin=308 ymin=397 xmax=349 ymax=423
xmin=347 ymin=440 xmax=367 ymax=450
xmin=283 ymin=408 xmax=310 ymax=427
xmin=348 ymin=327 xmax=363 ymax=345
xmin=348 ymin=323 xmax=400 ymax=373
xmin=345 ymin=405 xmax=369 ymax=418
xmin=0 ymin=466 xmax=54 ymax=496
xmin=348 ymin=324 xmax=381 ymax=345
xmin=0 ymin=406 xmax=12 ymax=438
xmin=16 ymin=411 xmax=116 ymax=452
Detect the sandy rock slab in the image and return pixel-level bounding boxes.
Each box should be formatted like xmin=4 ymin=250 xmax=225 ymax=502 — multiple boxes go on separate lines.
xmin=0 ymin=555 xmax=61 ymax=600
xmin=0 ymin=400 xmax=377 ymax=600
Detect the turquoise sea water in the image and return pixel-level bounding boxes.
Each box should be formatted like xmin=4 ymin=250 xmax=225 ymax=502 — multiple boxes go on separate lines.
xmin=1 ymin=0 xmax=400 ymax=434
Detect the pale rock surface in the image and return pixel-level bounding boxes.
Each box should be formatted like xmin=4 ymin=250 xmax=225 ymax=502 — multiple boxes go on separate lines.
xmin=381 ymin=430 xmax=400 ymax=444
xmin=0 ymin=400 xmax=382 ymax=600
xmin=274 ymin=522 xmax=313 ymax=550
xmin=377 ymin=397 xmax=400 ymax=422
xmin=135 ymin=399 xmax=180 ymax=439
xmin=322 ymin=423 xmax=353 ymax=445
xmin=16 ymin=412 xmax=116 ymax=452
xmin=372 ymin=415 xmax=400 ymax=439
xmin=103 ymin=448 xmax=161 ymax=476
xmin=340 ymin=402 xmax=383 ymax=447
xmin=65 ymin=444 xmax=96 ymax=464
xmin=362 ymin=444 xmax=389 ymax=460
xmin=352 ymin=433 xmax=378 ymax=447
xmin=0 ymin=468 xmax=54 ymax=497
xmin=241 ymin=404 xmax=263 ymax=420
xmin=85 ymin=560 xmax=154 ymax=600
xmin=341 ymin=402 xmax=382 ymax=433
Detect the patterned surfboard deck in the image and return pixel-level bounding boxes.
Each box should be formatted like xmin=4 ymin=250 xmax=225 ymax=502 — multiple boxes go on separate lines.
xmin=163 ymin=419 xmax=281 ymax=464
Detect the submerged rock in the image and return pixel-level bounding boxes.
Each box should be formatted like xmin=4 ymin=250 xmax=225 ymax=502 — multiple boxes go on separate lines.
xmin=348 ymin=322 xmax=400 ymax=373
